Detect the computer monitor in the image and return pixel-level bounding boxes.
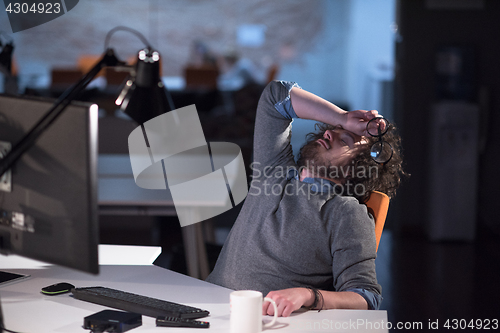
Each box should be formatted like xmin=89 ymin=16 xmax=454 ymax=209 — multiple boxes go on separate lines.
xmin=0 ymin=94 xmax=99 ymax=274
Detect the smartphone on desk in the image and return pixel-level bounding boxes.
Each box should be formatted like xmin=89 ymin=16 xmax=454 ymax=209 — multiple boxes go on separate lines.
xmin=0 ymin=270 xmax=30 ymax=287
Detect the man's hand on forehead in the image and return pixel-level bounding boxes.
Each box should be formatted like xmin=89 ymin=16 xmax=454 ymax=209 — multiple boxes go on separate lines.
xmin=341 ymin=109 xmax=380 ymax=137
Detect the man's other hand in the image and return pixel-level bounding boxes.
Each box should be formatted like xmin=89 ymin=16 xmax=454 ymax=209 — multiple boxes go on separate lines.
xmin=262 ymin=288 xmax=314 ymax=317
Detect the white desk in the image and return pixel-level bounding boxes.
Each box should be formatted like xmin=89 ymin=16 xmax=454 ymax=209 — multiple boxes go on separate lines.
xmin=1 ymin=263 xmax=389 ymax=332
xmin=98 ymin=154 xmax=213 ymax=279
xmin=0 ymin=245 xmax=161 ymax=269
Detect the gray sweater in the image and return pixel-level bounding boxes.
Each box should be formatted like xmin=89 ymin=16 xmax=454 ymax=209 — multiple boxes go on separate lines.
xmin=206 ymin=81 xmax=381 ymax=307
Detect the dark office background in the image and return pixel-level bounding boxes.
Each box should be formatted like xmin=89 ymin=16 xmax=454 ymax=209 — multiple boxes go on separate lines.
xmin=390 ymin=0 xmax=500 ymax=329
xmin=2 ymin=0 xmax=500 ymax=331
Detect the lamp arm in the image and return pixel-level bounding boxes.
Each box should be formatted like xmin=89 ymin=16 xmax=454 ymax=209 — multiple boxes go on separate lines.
xmin=0 ymin=48 xmax=123 ymax=177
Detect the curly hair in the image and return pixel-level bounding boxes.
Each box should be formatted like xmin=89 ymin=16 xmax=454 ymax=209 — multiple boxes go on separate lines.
xmin=297 ymin=121 xmax=408 ymax=203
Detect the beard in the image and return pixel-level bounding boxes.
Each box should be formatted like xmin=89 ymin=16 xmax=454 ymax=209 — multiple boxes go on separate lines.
xmin=297 ymin=139 xmax=337 ymax=180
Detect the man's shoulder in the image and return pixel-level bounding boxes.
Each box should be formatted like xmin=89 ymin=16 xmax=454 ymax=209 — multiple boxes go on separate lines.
xmin=324 ymin=194 xmax=360 ymax=206
xmin=259 ymin=80 xmax=298 ymax=107
xmin=322 ymin=195 xmax=374 ymax=237
xmin=323 ymin=195 xmax=369 ymax=217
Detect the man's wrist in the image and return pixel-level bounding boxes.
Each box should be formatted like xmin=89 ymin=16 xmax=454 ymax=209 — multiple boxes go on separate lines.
xmin=303 ymin=287 xmax=323 ymax=310
xmin=337 ymin=110 xmax=349 ymax=129
xmin=302 ymin=287 xmax=315 ymax=308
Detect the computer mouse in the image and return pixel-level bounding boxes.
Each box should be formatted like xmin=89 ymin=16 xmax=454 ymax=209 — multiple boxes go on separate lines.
xmin=41 ymin=282 xmax=75 ymax=295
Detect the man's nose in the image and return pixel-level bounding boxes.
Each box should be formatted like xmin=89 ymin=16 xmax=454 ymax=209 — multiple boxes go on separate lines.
xmin=324 ymin=130 xmax=334 ymax=141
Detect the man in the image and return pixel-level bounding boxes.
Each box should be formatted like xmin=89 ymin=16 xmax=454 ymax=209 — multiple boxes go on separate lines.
xmin=206 ymin=80 xmax=405 ymax=317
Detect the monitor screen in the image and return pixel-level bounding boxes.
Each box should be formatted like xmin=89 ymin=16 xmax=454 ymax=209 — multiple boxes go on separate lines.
xmin=0 ymin=94 xmax=99 ymax=274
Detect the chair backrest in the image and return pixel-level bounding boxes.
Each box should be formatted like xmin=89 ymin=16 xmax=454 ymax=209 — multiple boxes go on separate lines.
xmin=364 ymin=191 xmax=390 ymax=252
xmin=77 ymin=54 xmax=137 ymax=86
xmin=77 ymin=54 xmax=104 ymax=77
xmin=50 ymin=68 xmax=83 ymax=89
xmin=184 ymin=65 xmax=219 ymax=89
xmin=266 ymin=64 xmax=279 ymax=83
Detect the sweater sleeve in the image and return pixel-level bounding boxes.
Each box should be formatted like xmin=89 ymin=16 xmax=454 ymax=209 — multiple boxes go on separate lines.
xmin=329 ymin=198 xmax=382 ymax=302
xmin=251 ymin=81 xmax=300 ymax=179
xmin=345 ymin=288 xmax=383 ymax=310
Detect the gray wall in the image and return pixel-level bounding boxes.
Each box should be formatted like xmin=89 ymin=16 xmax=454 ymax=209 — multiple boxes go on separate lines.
xmin=1 ymin=0 xmax=395 ymax=111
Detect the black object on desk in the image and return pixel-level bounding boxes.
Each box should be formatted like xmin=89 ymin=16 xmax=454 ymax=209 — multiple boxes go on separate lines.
xmin=84 ymin=310 xmax=142 ymax=333
xmin=156 ymin=316 xmax=209 ymax=328
xmin=0 ymin=271 xmax=30 ymax=287
xmin=41 ymin=282 xmax=75 ymax=295
xmin=72 ymin=286 xmax=210 ymax=319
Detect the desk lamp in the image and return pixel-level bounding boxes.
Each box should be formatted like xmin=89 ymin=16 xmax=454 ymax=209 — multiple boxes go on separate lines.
xmin=115 ymin=47 xmax=174 ymax=125
xmin=0 ymin=26 xmax=172 ymax=179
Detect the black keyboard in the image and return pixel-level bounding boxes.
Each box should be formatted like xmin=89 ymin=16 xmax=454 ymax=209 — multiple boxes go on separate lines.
xmin=71 ymin=286 xmax=209 ymax=319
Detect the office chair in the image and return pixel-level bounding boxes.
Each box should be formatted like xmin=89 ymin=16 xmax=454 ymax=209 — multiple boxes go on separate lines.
xmin=77 ymin=55 xmax=103 ymax=75
xmin=77 ymin=54 xmax=135 ymax=85
xmin=364 ymin=191 xmax=390 ymax=252
xmin=50 ymin=68 xmax=84 ymax=89
xmin=266 ymin=64 xmax=279 ymax=84
xmin=184 ymin=65 xmax=219 ymax=89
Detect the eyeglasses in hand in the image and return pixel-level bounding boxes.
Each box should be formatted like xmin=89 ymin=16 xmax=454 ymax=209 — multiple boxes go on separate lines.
xmin=366 ymin=117 xmax=393 ymax=164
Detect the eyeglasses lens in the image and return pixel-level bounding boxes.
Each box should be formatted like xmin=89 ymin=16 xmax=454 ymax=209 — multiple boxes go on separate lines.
xmin=370 ymin=141 xmax=393 ymax=164
xmin=367 ymin=118 xmax=389 ymax=137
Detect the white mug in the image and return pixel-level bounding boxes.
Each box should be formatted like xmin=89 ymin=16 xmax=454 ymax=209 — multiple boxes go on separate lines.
xmin=230 ymin=290 xmax=278 ymax=333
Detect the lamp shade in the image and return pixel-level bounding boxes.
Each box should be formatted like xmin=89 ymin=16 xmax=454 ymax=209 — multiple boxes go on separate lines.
xmin=116 ymin=48 xmax=172 ymax=125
